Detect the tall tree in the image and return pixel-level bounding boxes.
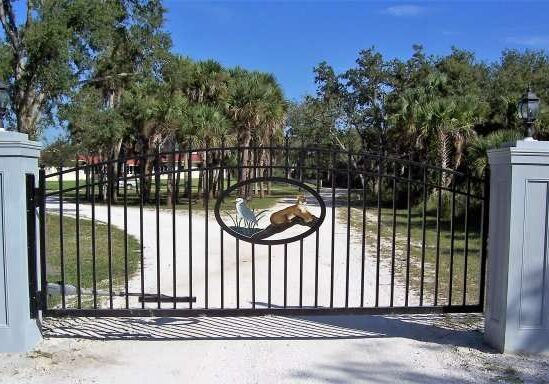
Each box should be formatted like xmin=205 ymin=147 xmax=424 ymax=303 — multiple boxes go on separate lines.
xmin=226 ymin=68 xmax=286 ymax=196
xmin=0 ymin=1 xmax=124 ymax=137
xmin=341 ymin=48 xmax=392 ymax=153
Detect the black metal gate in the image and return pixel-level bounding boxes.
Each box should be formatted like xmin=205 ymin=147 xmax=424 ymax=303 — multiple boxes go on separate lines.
xmin=33 ymin=143 xmax=488 ymax=317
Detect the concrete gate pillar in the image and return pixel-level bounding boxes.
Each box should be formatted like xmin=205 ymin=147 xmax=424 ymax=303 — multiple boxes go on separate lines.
xmin=0 ymin=130 xmax=42 ymax=352
xmin=485 ymin=140 xmax=549 ymax=353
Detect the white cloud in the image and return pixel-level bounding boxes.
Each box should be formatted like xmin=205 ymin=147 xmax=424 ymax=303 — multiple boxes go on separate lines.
xmin=383 ymin=5 xmax=425 ymax=17
xmin=506 ymin=35 xmax=549 ymax=47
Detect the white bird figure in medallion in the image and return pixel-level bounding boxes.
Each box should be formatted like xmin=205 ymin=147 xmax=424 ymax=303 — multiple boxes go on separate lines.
xmin=235 ymin=197 xmax=257 ymax=227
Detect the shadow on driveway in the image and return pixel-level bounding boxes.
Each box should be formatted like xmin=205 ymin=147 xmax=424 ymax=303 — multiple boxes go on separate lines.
xmin=42 ymin=312 xmax=490 ymax=351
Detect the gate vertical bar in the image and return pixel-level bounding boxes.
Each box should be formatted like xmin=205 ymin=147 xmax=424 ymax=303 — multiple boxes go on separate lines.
xmin=220 ymin=138 xmax=225 ymax=309
xmin=252 ymin=244 xmax=255 ymax=309
xmin=420 ymin=165 xmax=427 ymax=306
xmin=330 ymin=148 xmax=336 ymax=308
xmin=107 ymin=160 xmax=113 ymax=309
xmin=268 ymin=138 xmax=273 ymax=309
xmin=462 ymin=176 xmax=471 ymax=306
xmin=236 ymin=239 xmax=240 ymax=309
xmin=405 ymin=158 xmax=412 ymax=307
xmin=139 ymin=149 xmax=145 ymax=309
xmin=204 ymin=145 xmax=209 ymax=309
xmin=91 ymin=164 xmax=97 ymax=309
xmin=479 ymin=168 xmax=490 ymax=309
xmin=434 ymin=170 xmax=442 ymax=306
xmin=360 ymin=154 xmax=367 ymax=307
xmin=448 ymin=174 xmax=457 ymax=306
xmin=268 ymin=245 xmax=272 ymax=308
xmin=345 ymin=150 xmax=351 ymax=308
xmin=299 ymin=240 xmax=303 ymax=308
xmin=75 ymin=160 xmax=81 ymax=309
xmin=155 ymin=149 xmax=161 ymax=308
xmin=38 ymin=168 xmax=47 ymax=312
xmin=26 ymin=174 xmax=38 ymax=318
xmin=188 ymin=142 xmax=193 ymax=309
xmin=375 ymin=156 xmax=382 ymax=307
xmin=299 ymin=139 xmax=304 ymax=308
xmin=172 ymin=149 xmax=177 ymax=309
xmin=235 ymin=141 xmax=240 ymax=309
xmin=390 ymin=161 xmax=397 ymax=307
xmin=314 ymin=145 xmax=320 ymax=308
xmin=58 ymin=167 xmax=65 ymax=308
xmin=284 ymin=243 xmax=288 ymax=308
xmin=123 ymin=155 xmax=129 ymax=309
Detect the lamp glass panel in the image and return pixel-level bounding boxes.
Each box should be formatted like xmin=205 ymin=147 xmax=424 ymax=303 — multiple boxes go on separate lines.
xmin=528 ymin=98 xmax=540 ymax=118
xmin=519 ymin=100 xmax=527 ymax=119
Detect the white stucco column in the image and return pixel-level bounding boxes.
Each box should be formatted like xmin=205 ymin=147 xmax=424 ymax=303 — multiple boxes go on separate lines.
xmin=0 ymin=130 xmax=42 ymax=352
xmin=485 ymin=140 xmax=549 ymax=353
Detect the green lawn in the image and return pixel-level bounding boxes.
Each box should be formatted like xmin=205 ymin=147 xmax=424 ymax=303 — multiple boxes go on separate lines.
xmin=45 ymin=213 xmax=140 ymax=308
xmin=339 ymin=198 xmax=483 ymax=306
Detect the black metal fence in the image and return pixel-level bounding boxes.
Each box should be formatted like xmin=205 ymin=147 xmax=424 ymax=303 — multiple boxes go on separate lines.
xmin=35 ymin=144 xmax=488 ymax=317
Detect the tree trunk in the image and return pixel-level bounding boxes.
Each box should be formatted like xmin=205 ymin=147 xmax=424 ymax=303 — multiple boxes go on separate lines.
xmin=111 ymin=139 xmax=123 ymax=203
xmin=438 ymin=130 xmax=451 ymax=187
xmin=454 ymin=135 xmax=465 ymax=171
xmin=175 ymin=150 xmax=183 ymax=203
xmin=185 ymin=152 xmax=193 ymax=199
xmin=238 ymin=128 xmax=252 ymax=197
xmin=197 ymin=167 xmax=203 ymax=201
xmin=166 ymin=151 xmax=175 ymax=207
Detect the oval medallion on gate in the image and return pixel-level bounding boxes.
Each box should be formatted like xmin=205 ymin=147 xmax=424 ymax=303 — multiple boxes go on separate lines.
xmin=214 ymin=177 xmax=326 ymax=245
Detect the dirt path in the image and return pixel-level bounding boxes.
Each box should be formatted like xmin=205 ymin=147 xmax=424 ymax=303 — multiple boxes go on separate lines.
xmin=46 ymin=191 xmax=410 ymax=310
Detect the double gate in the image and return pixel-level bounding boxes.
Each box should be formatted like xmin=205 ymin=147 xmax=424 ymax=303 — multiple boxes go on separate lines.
xmin=29 ymin=144 xmax=489 ymax=317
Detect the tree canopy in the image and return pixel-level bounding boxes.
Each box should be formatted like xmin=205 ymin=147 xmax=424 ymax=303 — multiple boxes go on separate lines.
xmin=288 ymin=46 xmax=549 ymax=177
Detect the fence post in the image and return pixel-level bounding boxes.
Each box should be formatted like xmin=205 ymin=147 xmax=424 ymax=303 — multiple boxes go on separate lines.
xmin=485 ymin=139 xmax=549 ymax=353
xmin=0 ymin=130 xmax=42 ymax=352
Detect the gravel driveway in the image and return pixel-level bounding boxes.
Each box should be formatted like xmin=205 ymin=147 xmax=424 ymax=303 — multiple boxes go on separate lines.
xmin=46 ymin=190 xmax=411 ymax=310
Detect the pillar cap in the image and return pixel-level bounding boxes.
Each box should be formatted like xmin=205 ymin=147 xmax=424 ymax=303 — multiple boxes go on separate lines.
xmin=0 ymin=130 xmax=41 ymax=158
xmin=488 ymin=140 xmax=549 ymax=166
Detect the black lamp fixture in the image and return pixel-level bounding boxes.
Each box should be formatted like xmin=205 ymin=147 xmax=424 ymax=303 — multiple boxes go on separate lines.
xmin=0 ymin=80 xmax=9 ymax=130
xmin=518 ymin=87 xmax=540 ymax=140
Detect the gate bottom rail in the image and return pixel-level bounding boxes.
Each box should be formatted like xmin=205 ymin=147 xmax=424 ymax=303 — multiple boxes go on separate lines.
xmin=43 ymin=305 xmax=483 ymax=318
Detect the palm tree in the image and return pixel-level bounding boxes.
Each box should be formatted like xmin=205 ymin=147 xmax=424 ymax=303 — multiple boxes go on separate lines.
xmin=254 ymin=74 xmax=287 ymax=197
xmin=226 ymin=69 xmax=286 ymax=197
xmin=120 ymin=79 xmax=166 ymax=202
xmin=448 ymin=95 xmax=484 ymax=171
xmin=467 ymin=129 xmax=521 ymax=177
xmin=393 ymin=72 xmax=483 ymax=186
xmin=188 ymin=60 xmax=230 ymax=104
xmin=189 ymin=104 xmax=232 ymax=198
xmin=151 ymin=91 xmax=189 ymax=207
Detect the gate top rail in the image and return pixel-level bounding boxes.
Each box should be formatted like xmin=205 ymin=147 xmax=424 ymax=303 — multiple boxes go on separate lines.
xmin=43 ymin=145 xmax=485 ymax=183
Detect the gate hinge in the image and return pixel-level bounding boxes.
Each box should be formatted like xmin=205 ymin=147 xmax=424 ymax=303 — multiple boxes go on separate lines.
xmin=33 ymin=187 xmax=43 ymax=200
xmin=33 ymin=291 xmax=43 ymax=309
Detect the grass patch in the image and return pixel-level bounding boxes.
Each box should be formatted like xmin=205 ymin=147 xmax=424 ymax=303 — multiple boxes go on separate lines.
xmin=45 ymin=213 xmax=140 ymax=308
xmin=340 ymin=196 xmax=483 ymax=306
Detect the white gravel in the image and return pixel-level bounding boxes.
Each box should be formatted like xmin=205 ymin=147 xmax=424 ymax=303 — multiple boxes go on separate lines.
xmin=45 ymin=191 xmax=410 ymax=310
xmin=1 ymin=314 xmax=548 ymax=383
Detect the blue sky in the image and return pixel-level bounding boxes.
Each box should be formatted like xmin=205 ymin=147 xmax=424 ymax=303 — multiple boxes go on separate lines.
xmin=165 ymin=0 xmax=549 ymax=101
